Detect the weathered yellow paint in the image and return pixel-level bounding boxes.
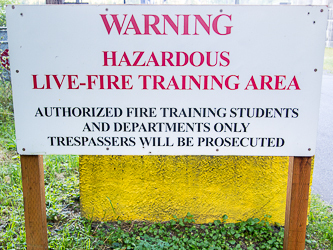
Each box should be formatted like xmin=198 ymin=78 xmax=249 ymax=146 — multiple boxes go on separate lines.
xmin=79 ymin=156 xmax=313 ymax=224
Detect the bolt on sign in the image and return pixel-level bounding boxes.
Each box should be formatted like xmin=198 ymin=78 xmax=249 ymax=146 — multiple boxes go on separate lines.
xmin=7 ymin=5 xmax=327 ymax=156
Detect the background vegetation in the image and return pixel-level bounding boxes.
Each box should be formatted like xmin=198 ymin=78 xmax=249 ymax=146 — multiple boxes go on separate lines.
xmin=0 ymin=0 xmax=16 ymax=27
xmin=324 ymin=47 xmax=333 ymax=75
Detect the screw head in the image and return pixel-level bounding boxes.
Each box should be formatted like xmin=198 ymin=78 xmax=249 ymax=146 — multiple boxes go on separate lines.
xmin=314 ymin=68 xmax=317 ymax=72
xmin=308 ymin=148 xmax=311 ymax=151
xmin=16 ymin=70 xmax=19 ymax=73
xmin=22 ymin=148 xmax=25 ymax=151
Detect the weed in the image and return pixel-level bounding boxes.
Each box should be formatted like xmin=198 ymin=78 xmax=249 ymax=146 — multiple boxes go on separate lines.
xmin=306 ymin=195 xmax=333 ymax=250
xmin=106 ymin=196 xmax=117 ymax=215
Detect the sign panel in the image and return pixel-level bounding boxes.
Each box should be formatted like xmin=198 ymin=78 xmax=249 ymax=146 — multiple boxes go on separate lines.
xmin=7 ymin=5 xmax=327 ymax=156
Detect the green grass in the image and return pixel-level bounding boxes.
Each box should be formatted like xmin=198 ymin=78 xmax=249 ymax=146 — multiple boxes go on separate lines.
xmin=306 ymin=195 xmax=333 ymax=249
xmin=324 ymin=47 xmax=333 ymax=74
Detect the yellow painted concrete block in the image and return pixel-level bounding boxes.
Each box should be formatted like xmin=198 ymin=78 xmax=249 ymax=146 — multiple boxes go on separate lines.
xmin=79 ymin=156 xmax=313 ymax=224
